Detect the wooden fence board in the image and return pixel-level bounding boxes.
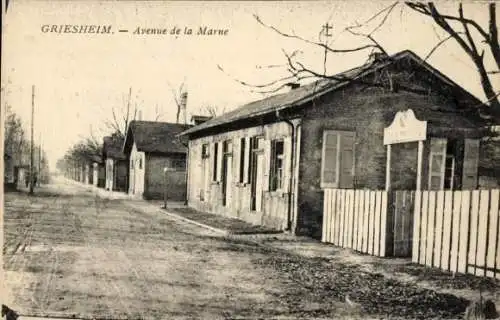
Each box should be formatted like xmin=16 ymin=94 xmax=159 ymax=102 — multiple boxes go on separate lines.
xmin=434 ymin=191 xmax=445 ymax=268
xmin=487 ymin=190 xmax=499 ymax=278
xmin=441 ymin=190 xmax=453 ymax=271
xmin=362 ymin=191 xmax=370 ymax=253
xmin=339 ymin=189 xmax=345 ymax=247
xmin=368 ymin=191 xmax=376 ymax=255
xmin=380 ymin=192 xmax=388 ymax=257
xmin=450 ymin=191 xmax=462 ymax=273
xmin=335 ymin=188 xmax=342 ymax=246
xmin=468 ymin=191 xmax=480 ymax=274
xmin=357 ymin=190 xmax=365 ymax=251
xmin=475 ymin=190 xmax=489 ymax=276
xmin=353 ymin=190 xmax=359 ymax=251
xmin=374 ymin=191 xmax=382 ymax=256
xmin=347 ymin=190 xmax=354 ymax=248
xmin=458 ymin=191 xmax=470 ymax=274
xmin=322 ymin=189 xmax=329 ymax=242
xmin=412 ymin=191 xmax=422 ymax=263
xmin=419 ymin=192 xmax=429 ymax=265
xmin=329 ymin=189 xmax=336 ymax=244
xmin=426 ymin=192 xmax=436 ymax=267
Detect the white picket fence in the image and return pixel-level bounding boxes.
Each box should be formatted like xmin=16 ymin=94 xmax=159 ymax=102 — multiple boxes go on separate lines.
xmin=412 ymin=189 xmax=500 ymax=279
xmin=322 ymin=189 xmax=389 ymax=257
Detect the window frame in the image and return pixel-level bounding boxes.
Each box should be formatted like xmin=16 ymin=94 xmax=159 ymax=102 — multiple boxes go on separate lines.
xmin=212 ymin=142 xmax=219 ymax=182
xmin=269 ymin=139 xmax=285 ymax=192
xmin=320 ymin=130 xmax=356 ymax=189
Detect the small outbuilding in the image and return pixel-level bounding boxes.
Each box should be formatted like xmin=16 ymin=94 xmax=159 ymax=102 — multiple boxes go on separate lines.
xmin=103 ymin=134 xmax=128 ymax=192
xmin=123 ymin=120 xmax=193 ymax=200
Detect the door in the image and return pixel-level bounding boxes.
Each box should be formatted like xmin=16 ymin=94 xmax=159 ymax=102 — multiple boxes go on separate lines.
xmin=255 ymin=153 xmax=264 ymax=212
xmin=222 ymin=141 xmax=233 ymax=207
xmin=222 ymin=154 xmax=233 ymax=207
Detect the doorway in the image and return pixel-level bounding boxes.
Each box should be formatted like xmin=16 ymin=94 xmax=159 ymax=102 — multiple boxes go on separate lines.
xmin=250 ymin=137 xmax=264 ymax=212
xmin=222 ymin=140 xmax=233 ymax=207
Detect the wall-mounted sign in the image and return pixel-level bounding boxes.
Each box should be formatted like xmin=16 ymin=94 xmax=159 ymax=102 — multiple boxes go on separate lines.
xmin=383 ymin=109 xmax=427 ymax=145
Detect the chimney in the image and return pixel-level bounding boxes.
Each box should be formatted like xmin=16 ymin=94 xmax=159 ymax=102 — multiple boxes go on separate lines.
xmin=368 ymin=51 xmax=389 ymax=64
xmin=180 ymin=91 xmax=188 ymax=125
xmin=138 ymin=110 xmax=143 ymax=121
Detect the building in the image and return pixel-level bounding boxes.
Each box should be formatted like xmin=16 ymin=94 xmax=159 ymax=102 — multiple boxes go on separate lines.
xmin=123 ymin=120 xmax=193 ymax=200
xmin=4 ymin=153 xmax=15 ymax=185
xmin=103 ymin=134 xmax=128 ymax=192
xmin=180 ymin=50 xmax=488 ymax=238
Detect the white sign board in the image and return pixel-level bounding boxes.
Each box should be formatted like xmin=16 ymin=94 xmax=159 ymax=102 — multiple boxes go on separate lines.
xmin=383 ymin=109 xmax=427 ymax=145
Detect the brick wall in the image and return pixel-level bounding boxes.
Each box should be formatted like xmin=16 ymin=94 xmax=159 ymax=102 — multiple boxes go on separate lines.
xmin=297 ymin=79 xmax=482 ymax=238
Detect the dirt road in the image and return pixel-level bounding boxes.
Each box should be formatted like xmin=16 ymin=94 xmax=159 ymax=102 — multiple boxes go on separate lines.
xmin=4 ymin=181 xmax=310 ymax=319
xmin=3 ymin=179 xmax=485 ymax=319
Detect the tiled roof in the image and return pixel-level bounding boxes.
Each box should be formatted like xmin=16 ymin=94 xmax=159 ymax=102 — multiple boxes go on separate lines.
xmin=180 ymin=50 xmax=484 ymax=136
xmin=124 ymin=121 xmax=193 ymax=154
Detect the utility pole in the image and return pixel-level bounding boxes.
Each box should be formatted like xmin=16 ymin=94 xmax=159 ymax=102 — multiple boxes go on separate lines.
xmin=38 ymin=132 xmax=42 ymax=186
xmin=29 ymin=85 xmax=35 ymax=194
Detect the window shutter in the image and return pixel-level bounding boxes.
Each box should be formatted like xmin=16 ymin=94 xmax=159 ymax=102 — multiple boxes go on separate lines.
xmin=244 ymin=137 xmax=250 ymax=184
xmin=283 ymin=136 xmax=292 ymax=193
xmin=262 ymin=139 xmax=271 ymax=192
xmin=217 ymin=142 xmax=223 ymax=182
xmin=321 ymin=131 xmax=339 ymax=188
xmin=428 ymin=138 xmax=447 ymax=190
xmin=211 ymin=143 xmax=216 ymax=181
xmin=462 ymin=139 xmax=479 ymax=190
xmin=234 ymin=139 xmax=240 ymax=186
xmin=339 ymin=132 xmax=355 ymax=189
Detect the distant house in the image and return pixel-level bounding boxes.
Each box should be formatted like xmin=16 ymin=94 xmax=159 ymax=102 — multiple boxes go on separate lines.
xmin=180 ymin=50 xmax=488 ymax=238
xmin=123 ymin=120 xmax=193 ymax=200
xmin=103 ymin=135 xmax=128 ymax=192
xmin=4 ymin=153 xmax=15 ymax=185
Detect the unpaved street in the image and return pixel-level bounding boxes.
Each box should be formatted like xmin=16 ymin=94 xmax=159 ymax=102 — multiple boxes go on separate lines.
xmin=4 ymin=181 xmax=311 ymax=319
xmin=3 ymin=180 xmax=487 ymax=319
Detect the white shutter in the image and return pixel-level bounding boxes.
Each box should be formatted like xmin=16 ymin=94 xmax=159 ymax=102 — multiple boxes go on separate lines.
xmin=244 ymin=137 xmax=250 ymax=184
xmin=462 ymin=139 xmax=479 ymax=190
xmin=262 ymin=139 xmax=271 ymax=192
xmin=217 ymin=142 xmax=223 ymax=182
xmin=211 ymin=143 xmax=216 ymax=182
xmin=339 ymin=132 xmax=356 ymax=189
xmin=234 ymin=138 xmax=240 ymax=186
xmin=283 ymin=136 xmax=292 ymax=193
xmin=321 ymin=131 xmax=339 ymax=188
xmin=428 ymin=138 xmax=447 ymax=190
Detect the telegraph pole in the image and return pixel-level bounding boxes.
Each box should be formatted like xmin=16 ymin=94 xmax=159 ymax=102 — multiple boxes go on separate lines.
xmin=38 ymin=132 xmax=42 ymax=186
xmin=29 ymin=85 xmax=35 ymax=194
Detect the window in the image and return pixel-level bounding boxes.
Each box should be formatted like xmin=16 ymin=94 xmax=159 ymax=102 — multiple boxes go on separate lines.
xmin=428 ymin=138 xmax=447 ymax=190
xmin=223 ymin=140 xmax=232 ymax=154
xmin=171 ymin=159 xmax=186 ymax=170
xmin=201 ymin=144 xmax=209 ymax=159
xmin=138 ymin=157 xmax=143 ymax=169
xmin=239 ymin=138 xmax=245 ymax=183
xmin=462 ymin=139 xmax=480 ymax=190
xmin=213 ymin=142 xmax=219 ymax=182
xmin=270 ymin=139 xmax=284 ymax=191
xmin=320 ymin=130 xmax=355 ymax=189
xmin=248 ymin=136 xmax=263 ymax=181
xmin=130 ymin=160 xmax=134 ymax=169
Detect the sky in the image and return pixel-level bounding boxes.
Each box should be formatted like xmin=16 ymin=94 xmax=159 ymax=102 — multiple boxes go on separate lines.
xmin=2 ymin=1 xmax=498 ymax=169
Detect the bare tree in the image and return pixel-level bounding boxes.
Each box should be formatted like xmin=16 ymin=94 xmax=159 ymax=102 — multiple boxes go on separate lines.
xmin=199 ymin=105 xmax=225 ymax=118
xmin=221 ymin=2 xmax=498 ymax=119
xmin=4 ymin=105 xmax=26 ymax=165
xmin=104 ymin=87 xmax=137 ymax=138
xmin=406 ymin=3 xmax=499 ymax=117
xmin=169 ymin=81 xmax=188 ymax=124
